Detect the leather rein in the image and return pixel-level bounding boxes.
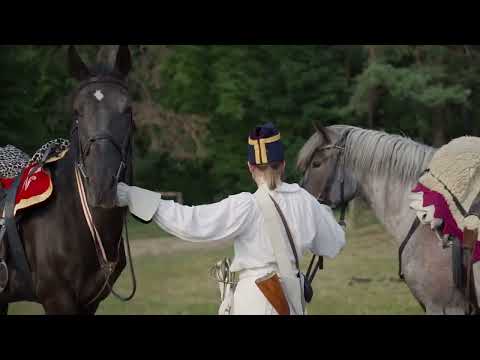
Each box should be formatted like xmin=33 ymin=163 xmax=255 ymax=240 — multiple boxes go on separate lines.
xmin=304 ymin=131 xmax=351 ymax=285
xmin=71 ymin=77 xmax=137 ymax=306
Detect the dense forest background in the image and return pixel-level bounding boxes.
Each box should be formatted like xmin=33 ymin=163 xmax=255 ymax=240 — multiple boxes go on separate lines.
xmin=2 ymin=45 xmax=479 ymax=204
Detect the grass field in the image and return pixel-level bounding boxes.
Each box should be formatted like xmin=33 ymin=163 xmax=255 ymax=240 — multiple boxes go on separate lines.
xmin=8 ymin=208 xmax=424 ymax=315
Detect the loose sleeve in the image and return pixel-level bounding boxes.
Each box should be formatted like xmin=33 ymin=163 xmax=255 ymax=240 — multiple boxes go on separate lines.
xmin=123 ymin=185 xmax=163 ymax=222
xmin=151 ymin=193 xmax=255 ymax=243
xmin=310 ymin=202 xmax=346 ymax=259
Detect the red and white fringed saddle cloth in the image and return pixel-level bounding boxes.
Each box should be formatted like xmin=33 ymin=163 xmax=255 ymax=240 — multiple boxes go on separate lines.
xmin=409 ymin=136 xmax=480 ymax=306
xmin=0 ymin=139 xmax=69 ymax=216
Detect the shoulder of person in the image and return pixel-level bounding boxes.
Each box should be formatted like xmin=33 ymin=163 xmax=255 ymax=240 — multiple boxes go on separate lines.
xmin=276 ymin=182 xmax=316 ymax=202
xmin=225 ymin=192 xmax=256 ymax=205
xmin=275 ymin=182 xmax=303 ymax=194
xmin=228 ymin=183 xmax=313 ymax=204
xmin=285 ymin=184 xmax=335 ymax=215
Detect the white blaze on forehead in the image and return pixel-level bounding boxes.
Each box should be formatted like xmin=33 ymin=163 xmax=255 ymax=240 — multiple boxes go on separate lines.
xmin=94 ymin=90 xmax=104 ymax=102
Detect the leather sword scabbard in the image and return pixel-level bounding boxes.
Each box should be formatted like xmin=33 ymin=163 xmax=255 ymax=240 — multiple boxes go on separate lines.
xmin=255 ymin=272 xmax=290 ymax=316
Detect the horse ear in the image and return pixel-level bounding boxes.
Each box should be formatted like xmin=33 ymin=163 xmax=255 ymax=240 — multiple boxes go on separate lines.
xmin=313 ymin=121 xmax=332 ymax=144
xmin=313 ymin=121 xmax=322 ymax=133
xmin=114 ymin=45 xmax=132 ymax=79
xmin=68 ymin=45 xmax=90 ymax=81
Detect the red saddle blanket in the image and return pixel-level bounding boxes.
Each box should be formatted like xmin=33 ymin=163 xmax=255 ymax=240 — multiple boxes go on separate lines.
xmin=412 ymin=183 xmax=480 ymax=263
xmin=410 ymin=136 xmax=480 ymax=264
xmin=0 ymin=163 xmax=53 ymax=216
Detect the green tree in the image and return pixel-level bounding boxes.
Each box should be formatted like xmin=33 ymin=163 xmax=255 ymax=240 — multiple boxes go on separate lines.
xmin=158 ymin=45 xmax=358 ymax=200
xmin=349 ymin=45 xmax=477 ymax=146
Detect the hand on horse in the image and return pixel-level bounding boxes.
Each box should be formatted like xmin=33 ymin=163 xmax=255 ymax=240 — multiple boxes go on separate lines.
xmin=116 ymin=182 xmax=130 ymax=208
xmin=115 ymin=182 xmax=163 ymax=222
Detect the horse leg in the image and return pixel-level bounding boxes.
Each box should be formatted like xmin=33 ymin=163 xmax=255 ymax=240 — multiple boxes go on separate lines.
xmin=41 ymin=289 xmax=79 ymax=315
xmin=402 ymin=228 xmax=467 ymax=315
xmin=79 ymin=302 xmax=99 ymax=316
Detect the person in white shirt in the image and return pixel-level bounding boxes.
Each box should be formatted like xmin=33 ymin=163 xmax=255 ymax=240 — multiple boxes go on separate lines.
xmin=116 ymin=122 xmax=346 ymax=315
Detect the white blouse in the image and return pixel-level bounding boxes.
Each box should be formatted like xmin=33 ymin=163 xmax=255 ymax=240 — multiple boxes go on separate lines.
xmin=123 ymin=182 xmax=346 ymax=273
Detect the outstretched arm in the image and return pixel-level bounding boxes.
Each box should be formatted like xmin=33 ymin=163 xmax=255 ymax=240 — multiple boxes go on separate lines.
xmin=117 ymin=183 xmax=254 ymax=243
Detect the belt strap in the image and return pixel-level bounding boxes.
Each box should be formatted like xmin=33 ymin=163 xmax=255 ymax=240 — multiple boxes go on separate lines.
xmin=270 ymin=196 xmax=300 ymax=271
xmin=239 ymin=266 xmax=279 ymax=280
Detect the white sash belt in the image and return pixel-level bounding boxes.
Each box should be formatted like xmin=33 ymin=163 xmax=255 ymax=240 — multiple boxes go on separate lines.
xmin=254 ymin=184 xmax=305 ymax=315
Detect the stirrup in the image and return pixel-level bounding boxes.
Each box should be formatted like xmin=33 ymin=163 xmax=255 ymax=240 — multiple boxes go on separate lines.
xmin=436 ymin=231 xmax=452 ymax=249
xmin=0 ymin=260 xmax=8 ymax=294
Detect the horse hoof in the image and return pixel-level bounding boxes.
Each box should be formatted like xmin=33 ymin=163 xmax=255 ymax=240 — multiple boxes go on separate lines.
xmin=0 ymin=260 xmax=8 ymax=293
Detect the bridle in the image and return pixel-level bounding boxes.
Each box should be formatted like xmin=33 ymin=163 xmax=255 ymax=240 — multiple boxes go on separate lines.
xmin=71 ymin=76 xmax=137 ymax=305
xmin=313 ymin=131 xmax=351 ymax=227
xmin=72 ymin=76 xmax=134 ymax=186
xmin=302 ymin=131 xmax=351 ymax=285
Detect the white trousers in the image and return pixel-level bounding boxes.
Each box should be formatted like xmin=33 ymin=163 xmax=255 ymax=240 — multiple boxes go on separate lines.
xmin=227 ymin=266 xmax=303 ymax=315
xmin=231 ymin=270 xmax=278 ymax=315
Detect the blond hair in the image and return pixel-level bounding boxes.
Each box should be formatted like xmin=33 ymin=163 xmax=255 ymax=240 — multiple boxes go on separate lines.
xmin=251 ymin=161 xmax=284 ymax=191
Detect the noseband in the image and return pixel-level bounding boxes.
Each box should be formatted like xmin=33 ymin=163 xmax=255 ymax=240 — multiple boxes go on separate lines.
xmin=76 ymin=129 xmax=131 ymax=184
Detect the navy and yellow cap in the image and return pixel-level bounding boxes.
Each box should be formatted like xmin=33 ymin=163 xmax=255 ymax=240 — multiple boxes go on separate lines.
xmin=248 ymin=122 xmax=285 ymax=165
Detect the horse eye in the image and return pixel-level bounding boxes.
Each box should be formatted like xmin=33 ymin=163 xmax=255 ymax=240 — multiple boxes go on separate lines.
xmin=312 ymin=161 xmax=322 ymax=169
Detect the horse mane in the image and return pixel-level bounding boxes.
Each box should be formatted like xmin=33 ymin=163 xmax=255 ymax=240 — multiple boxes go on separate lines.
xmin=297 ymin=125 xmax=437 ymax=185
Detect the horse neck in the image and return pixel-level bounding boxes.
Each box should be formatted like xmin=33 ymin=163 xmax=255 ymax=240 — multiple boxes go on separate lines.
xmin=357 ymin=174 xmax=419 ymax=245
xmin=342 ymin=132 xmax=436 ymax=245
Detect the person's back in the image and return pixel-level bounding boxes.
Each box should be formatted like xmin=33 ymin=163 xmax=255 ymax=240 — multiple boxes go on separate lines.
xmin=227 ymin=181 xmax=345 ymax=315
xmin=116 ymin=122 xmax=346 ymax=315
xmin=227 ymin=182 xmax=344 ymax=273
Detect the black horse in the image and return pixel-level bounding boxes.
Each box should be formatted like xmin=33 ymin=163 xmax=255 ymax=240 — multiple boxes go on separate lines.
xmin=0 ymin=45 xmax=134 ymax=315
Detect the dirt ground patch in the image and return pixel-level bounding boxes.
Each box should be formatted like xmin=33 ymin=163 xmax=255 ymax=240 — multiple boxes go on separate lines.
xmin=8 ymin=210 xmax=424 ymax=315
xmin=130 ymin=237 xmax=232 ymax=257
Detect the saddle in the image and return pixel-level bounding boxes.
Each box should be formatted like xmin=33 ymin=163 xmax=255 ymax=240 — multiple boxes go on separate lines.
xmin=409 ymin=136 xmax=480 ymax=314
xmin=0 ymin=139 xmax=69 ymax=297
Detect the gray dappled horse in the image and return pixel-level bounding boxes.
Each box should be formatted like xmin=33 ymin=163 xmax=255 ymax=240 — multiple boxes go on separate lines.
xmin=0 ymin=45 xmax=134 ymax=315
xmin=298 ymin=124 xmax=469 ymax=315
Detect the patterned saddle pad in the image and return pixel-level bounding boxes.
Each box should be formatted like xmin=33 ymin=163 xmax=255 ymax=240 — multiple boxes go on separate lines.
xmin=0 ymin=139 xmax=70 ymax=180
xmin=0 ymin=139 xmax=70 ymax=215
xmin=410 ymin=136 xmax=480 ymax=263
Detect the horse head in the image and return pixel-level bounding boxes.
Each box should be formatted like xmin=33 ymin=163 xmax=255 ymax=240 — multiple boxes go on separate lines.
xmin=298 ymin=122 xmax=358 ymax=209
xmin=68 ymin=45 xmax=134 ymax=209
